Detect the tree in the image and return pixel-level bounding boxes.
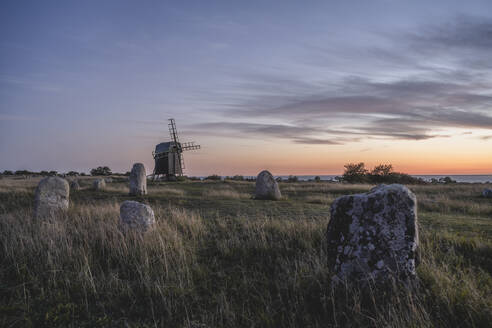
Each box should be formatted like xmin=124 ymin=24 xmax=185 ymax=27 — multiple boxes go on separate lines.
xmin=2 ymin=170 xmax=13 ymax=175
xmin=439 ymin=176 xmax=456 ymax=184
xmin=90 ymin=166 xmax=112 ymax=176
xmin=371 ymin=164 xmax=393 ymax=176
xmin=66 ymin=171 xmax=79 ymax=176
xmin=15 ymin=170 xmax=31 ymax=175
xmin=287 ymin=175 xmax=298 ymax=182
xmin=342 ymin=162 xmax=368 ymax=183
xmin=204 ymin=174 xmax=221 ymax=181
xmin=314 ymin=176 xmax=321 ymax=182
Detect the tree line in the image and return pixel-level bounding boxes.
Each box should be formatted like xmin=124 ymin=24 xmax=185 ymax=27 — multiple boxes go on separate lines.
xmin=0 ymin=166 xmax=131 ymax=177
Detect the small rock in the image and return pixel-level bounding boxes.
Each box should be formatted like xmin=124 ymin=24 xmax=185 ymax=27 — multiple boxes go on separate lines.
xmin=326 ymin=184 xmax=419 ymax=285
xmin=93 ymin=179 xmax=106 ymax=190
xmin=255 ymin=170 xmax=281 ymax=200
xmin=70 ymin=180 xmax=80 ymax=191
xmin=483 ymin=188 xmax=492 ymax=198
xmin=119 ymin=200 xmax=155 ymax=231
xmin=34 ymin=177 xmax=70 ymax=219
xmin=129 ymin=163 xmax=147 ymax=196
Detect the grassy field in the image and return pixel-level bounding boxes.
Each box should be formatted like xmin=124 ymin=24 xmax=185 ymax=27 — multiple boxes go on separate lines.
xmin=1 ymin=176 xmax=491 ymax=327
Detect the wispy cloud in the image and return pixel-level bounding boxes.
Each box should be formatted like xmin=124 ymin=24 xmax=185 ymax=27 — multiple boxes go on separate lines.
xmin=194 ymin=16 xmax=492 ymax=145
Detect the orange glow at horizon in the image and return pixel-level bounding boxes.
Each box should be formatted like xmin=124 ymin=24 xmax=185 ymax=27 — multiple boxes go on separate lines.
xmin=181 ymin=128 xmax=492 ymax=176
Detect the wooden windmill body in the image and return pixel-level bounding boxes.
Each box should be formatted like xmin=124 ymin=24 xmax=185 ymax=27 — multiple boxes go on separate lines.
xmin=153 ymin=119 xmax=200 ymax=179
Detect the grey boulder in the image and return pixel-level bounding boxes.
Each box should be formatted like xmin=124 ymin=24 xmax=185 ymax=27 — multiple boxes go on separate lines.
xmin=34 ymin=177 xmax=70 ymax=219
xmin=326 ymin=184 xmax=419 ymax=285
xmin=93 ymin=179 xmax=106 ymax=190
xmin=129 ymin=163 xmax=147 ymax=196
xmin=119 ymin=200 xmax=155 ymax=231
xmin=70 ymin=180 xmax=80 ymax=191
xmin=255 ymin=170 xmax=281 ymax=200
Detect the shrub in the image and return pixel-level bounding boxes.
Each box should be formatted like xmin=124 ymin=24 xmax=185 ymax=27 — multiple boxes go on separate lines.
xmin=439 ymin=176 xmax=457 ymax=184
xmin=205 ymin=174 xmax=222 ymax=181
xmin=287 ymin=175 xmax=299 ymax=182
xmin=14 ymin=170 xmax=32 ymax=176
xmin=342 ymin=162 xmax=368 ymax=183
xmin=225 ymin=175 xmax=244 ymax=181
xmin=342 ymin=163 xmax=426 ymax=184
xmin=90 ymin=166 xmax=112 ymax=176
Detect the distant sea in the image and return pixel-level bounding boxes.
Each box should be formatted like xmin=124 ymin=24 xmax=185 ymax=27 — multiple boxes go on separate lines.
xmin=284 ymin=175 xmax=492 ymax=183
xmin=226 ymin=175 xmax=492 ymax=183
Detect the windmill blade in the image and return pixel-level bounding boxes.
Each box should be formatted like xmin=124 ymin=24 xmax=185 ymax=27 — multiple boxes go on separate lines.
xmin=168 ymin=118 xmax=181 ymax=145
xmin=181 ymin=142 xmax=201 ymax=151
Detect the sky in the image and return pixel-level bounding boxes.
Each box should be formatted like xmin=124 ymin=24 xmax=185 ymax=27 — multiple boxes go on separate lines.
xmin=1 ymin=0 xmax=492 ymax=176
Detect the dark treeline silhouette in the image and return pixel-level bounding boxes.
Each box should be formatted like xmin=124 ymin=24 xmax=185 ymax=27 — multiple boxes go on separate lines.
xmin=0 ymin=166 xmax=128 ymax=177
xmin=341 ymin=163 xmax=426 ymax=184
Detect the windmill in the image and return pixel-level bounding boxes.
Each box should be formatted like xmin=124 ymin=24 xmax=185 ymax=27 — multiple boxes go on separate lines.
xmin=152 ymin=119 xmax=200 ymax=180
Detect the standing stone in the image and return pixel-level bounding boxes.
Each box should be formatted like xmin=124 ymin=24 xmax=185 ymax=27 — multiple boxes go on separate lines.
xmin=129 ymin=163 xmax=147 ymax=196
xmin=326 ymin=184 xmax=419 ymax=285
xmin=255 ymin=170 xmax=281 ymax=200
xmin=119 ymin=200 xmax=155 ymax=231
xmin=70 ymin=180 xmax=80 ymax=191
xmin=34 ymin=177 xmax=70 ymax=219
xmin=93 ymin=179 xmax=106 ymax=190
xmin=105 ymin=177 xmax=113 ymax=183
xmin=483 ymin=188 xmax=492 ymax=198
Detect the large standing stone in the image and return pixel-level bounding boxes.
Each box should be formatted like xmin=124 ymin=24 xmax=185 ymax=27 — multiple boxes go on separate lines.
xmin=34 ymin=177 xmax=70 ymax=219
xmin=119 ymin=200 xmax=155 ymax=231
xmin=70 ymin=180 xmax=80 ymax=191
xmin=326 ymin=184 xmax=419 ymax=285
xmin=255 ymin=170 xmax=281 ymax=200
xmin=483 ymin=188 xmax=492 ymax=198
xmin=129 ymin=163 xmax=147 ymax=196
xmin=93 ymin=179 xmax=106 ymax=190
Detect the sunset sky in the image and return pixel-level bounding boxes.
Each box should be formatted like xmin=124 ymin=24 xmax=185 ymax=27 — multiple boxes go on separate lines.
xmin=1 ymin=1 xmax=492 ymax=175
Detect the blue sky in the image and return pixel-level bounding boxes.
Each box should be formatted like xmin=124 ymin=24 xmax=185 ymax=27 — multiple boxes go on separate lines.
xmin=1 ymin=1 xmax=492 ymax=175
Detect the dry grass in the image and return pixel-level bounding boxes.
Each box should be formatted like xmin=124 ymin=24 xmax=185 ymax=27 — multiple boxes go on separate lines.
xmin=205 ymin=186 xmax=250 ymax=199
xmin=304 ymin=194 xmax=337 ymax=204
xmin=149 ymin=185 xmax=186 ymax=196
xmin=0 ymin=177 xmax=491 ymax=327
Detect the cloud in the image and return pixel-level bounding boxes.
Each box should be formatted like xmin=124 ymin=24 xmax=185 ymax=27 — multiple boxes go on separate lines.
xmin=190 ymin=122 xmax=364 ymax=145
xmin=192 ymin=121 xmax=321 ymax=138
xmin=408 ymin=15 xmax=492 ymax=52
xmin=193 ymin=16 xmax=492 ymax=145
xmin=292 ymin=137 xmax=343 ymax=145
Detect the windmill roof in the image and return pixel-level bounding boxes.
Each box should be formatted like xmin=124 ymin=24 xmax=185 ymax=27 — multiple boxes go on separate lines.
xmin=155 ymin=142 xmax=176 ymax=154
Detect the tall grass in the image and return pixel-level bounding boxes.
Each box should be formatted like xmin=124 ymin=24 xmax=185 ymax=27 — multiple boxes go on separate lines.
xmin=0 ymin=178 xmax=491 ymax=327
